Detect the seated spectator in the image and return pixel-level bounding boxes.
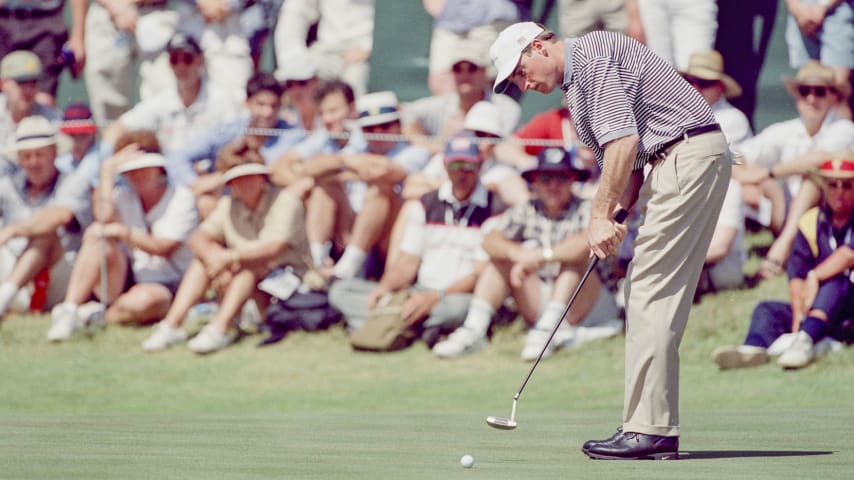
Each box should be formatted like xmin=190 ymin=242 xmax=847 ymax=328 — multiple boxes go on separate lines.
xmin=276 ymin=50 xmax=323 ymax=132
xmin=101 ymin=33 xmax=241 ymax=159
xmin=733 ymin=61 xmax=854 ymax=278
xmin=274 ymin=0 xmax=374 ymax=96
xmin=712 ymin=156 xmax=854 ymax=370
xmin=308 ymin=91 xmax=430 ymax=278
xmin=697 ymin=180 xmax=747 ymax=297
xmin=170 ymin=71 xmax=304 ymax=216
xmin=403 ymin=101 xmax=529 ymax=207
xmin=432 ymin=147 xmax=622 ymax=360
xmin=141 ymin=142 xmax=311 ymax=354
xmin=55 ymin=102 xmax=100 ymax=187
xmin=329 ymin=132 xmax=503 ymax=345
xmin=47 ymin=148 xmax=199 ymax=341
xmin=402 ymin=48 xmax=521 ymax=156
xmin=0 ymin=116 xmax=92 ymax=320
xmin=0 ymin=51 xmax=60 ymax=174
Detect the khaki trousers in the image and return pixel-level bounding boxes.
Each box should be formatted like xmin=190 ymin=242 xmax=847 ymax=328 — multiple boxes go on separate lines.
xmin=622 ymin=131 xmax=731 ymax=436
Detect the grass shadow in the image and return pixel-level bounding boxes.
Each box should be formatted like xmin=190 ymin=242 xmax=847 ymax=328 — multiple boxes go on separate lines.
xmin=679 ymin=450 xmax=833 ymax=460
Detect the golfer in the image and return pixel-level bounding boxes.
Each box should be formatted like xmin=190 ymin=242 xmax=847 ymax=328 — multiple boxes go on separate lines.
xmin=491 ymin=23 xmax=731 ymax=460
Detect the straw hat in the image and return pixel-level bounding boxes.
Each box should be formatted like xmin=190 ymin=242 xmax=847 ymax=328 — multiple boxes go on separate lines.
xmin=783 ymin=61 xmax=850 ymax=99
xmin=4 ymin=115 xmax=71 ymax=161
xmin=356 ymin=91 xmax=400 ymax=127
xmin=813 ymin=152 xmax=854 ymax=180
xmin=679 ymin=50 xmax=742 ymax=98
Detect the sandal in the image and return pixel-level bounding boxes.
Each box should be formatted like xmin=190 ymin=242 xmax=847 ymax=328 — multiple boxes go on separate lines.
xmin=759 ymin=257 xmax=785 ymax=279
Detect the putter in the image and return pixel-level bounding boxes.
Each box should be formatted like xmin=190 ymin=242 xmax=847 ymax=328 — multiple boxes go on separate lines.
xmin=486 ymin=208 xmax=629 ymax=431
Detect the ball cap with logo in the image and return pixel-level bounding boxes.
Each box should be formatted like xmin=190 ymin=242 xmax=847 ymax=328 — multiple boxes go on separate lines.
xmin=489 ymin=22 xmax=545 ymax=94
xmin=60 ymin=102 xmax=97 ymax=135
xmin=0 ymin=50 xmax=43 ymax=82
xmin=444 ymin=131 xmax=482 ymax=166
xmin=522 ymin=147 xmax=591 ymax=182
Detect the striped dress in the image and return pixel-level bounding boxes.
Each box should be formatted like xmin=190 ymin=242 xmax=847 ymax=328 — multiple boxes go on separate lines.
xmin=560 ymin=31 xmax=717 ymax=171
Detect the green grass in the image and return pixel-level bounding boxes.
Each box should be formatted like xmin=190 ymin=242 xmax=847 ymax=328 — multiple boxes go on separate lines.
xmin=1 ymin=234 xmax=853 ymax=478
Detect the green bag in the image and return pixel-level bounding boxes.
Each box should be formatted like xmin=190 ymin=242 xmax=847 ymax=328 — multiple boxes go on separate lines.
xmin=349 ymin=291 xmax=416 ymax=351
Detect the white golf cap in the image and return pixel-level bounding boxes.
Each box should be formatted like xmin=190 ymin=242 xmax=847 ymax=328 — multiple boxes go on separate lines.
xmin=222 ymin=163 xmax=269 ymax=184
xmin=356 ymin=91 xmax=401 ymax=127
xmin=463 ymin=101 xmax=507 ymax=138
xmin=490 ymin=22 xmax=544 ymax=93
xmin=116 ymin=152 xmax=167 ymax=174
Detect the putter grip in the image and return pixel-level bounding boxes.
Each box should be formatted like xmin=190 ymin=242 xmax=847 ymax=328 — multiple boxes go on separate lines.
xmin=614 ymin=208 xmax=629 ymax=223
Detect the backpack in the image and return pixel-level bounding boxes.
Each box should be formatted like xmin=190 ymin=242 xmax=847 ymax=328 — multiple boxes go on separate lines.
xmin=258 ymin=290 xmax=342 ymax=346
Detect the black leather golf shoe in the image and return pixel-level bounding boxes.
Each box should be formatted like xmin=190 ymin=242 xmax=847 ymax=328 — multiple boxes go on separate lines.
xmin=582 ymin=431 xmax=679 ymax=460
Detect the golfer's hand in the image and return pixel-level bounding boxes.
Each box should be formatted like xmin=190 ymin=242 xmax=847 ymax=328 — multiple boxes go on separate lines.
xmin=401 ymin=291 xmax=437 ymax=325
xmin=587 ymin=217 xmax=627 ymax=259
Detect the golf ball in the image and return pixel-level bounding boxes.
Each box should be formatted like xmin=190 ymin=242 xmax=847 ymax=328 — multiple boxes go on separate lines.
xmin=460 ymin=454 xmax=474 ymax=468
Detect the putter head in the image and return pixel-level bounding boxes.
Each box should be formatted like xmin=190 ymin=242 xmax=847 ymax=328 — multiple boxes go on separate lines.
xmin=486 ymin=416 xmax=517 ymax=430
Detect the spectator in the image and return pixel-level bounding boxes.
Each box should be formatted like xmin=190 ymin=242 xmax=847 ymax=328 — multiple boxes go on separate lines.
xmin=432 ymin=147 xmax=622 ymax=359
xmin=175 ymin=0 xmax=253 ymax=101
xmin=47 ymin=149 xmax=199 ymax=341
xmin=142 ymin=142 xmax=312 ymax=354
xmin=240 ymin=0 xmax=284 ymax=70
xmin=712 ymin=155 xmax=854 ymax=370
xmin=0 ymin=51 xmax=60 ymax=174
xmin=329 ymin=132 xmax=503 ymax=345
xmin=403 ymin=48 xmax=521 ymax=156
xmin=309 ymin=91 xmax=430 ymax=279
xmin=0 ymin=0 xmax=87 ymax=107
xmin=784 ymin=0 xmax=854 ymax=118
xmin=0 ymin=116 xmax=92 ymax=321
xmin=101 ymin=33 xmax=241 ymax=158
xmin=55 ymin=102 xmax=101 ymax=187
xmin=558 ymin=0 xmax=642 ymax=41
xmin=276 ymin=50 xmax=322 ymax=132
xmin=84 ymin=0 xmax=178 ymax=124
xmin=733 ymin=61 xmax=854 ymax=278
xmin=169 ymin=71 xmax=304 ymax=216
xmin=404 ymin=100 xmax=529 ymax=207
xmin=633 ymin=0 xmax=718 ymax=70
xmin=423 ymin=0 xmax=519 ymax=95
xmin=274 ymin=0 xmax=375 ymax=96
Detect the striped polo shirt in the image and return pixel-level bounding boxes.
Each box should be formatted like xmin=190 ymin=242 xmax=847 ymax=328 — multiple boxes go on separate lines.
xmin=560 ymin=31 xmax=716 ymax=170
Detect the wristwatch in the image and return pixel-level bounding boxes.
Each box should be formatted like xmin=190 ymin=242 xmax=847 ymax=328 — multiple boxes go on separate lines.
xmin=542 ymin=247 xmax=554 ymax=262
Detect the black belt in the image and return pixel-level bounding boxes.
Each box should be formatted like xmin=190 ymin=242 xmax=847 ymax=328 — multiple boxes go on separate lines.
xmin=654 ymin=124 xmax=721 ymax=158
xmin=0 ymin=6 xmax=62 ymax=19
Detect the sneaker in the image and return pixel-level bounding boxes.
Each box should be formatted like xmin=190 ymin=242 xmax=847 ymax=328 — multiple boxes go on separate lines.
xmin=767 ymin=332 xmax=796 ymax=356
xmin=711 ymin=345 xmax=769 ymax=369
xmin=183 ymin=302 xmax=219 ymax=331
xmin=77 ymin=301 xmax=106 ymax=333
xmin=777 ymin=331 xmax=815 ymax=369
xmin=432 ymin=327 xmax=488 ymax=358
xmin=47 ymin=302 xmax=79 ymax=342
xmin=571 ymin=318 xmax=624 ymax=349
xmin=142 ymin=321 xmax=188 ymax=352
xmin=520 ymin=322 xmax=573 ymax=361
xmin=187 ymin=324 xmax=232 ymax=354
xmin=236 ymin=299 xmax=261 ymax=334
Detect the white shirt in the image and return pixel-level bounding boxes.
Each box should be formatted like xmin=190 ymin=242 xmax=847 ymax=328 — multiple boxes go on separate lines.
xmin=119 ymin=79 xmax=241 ymax=155
xmin=275 ymin=0 xmax=375 ymax=59
xmin=113 ymin=184 xmax=199 ymax=284
xmin=734 ymin=112 xmax=854 ymax=195
xmin=711 ymin=98 xmax=752 ymax=146
xmin=402 ymin=91 xmax=521 ymax=138
xmin=709 ymin=180 xmax=746 ymax=281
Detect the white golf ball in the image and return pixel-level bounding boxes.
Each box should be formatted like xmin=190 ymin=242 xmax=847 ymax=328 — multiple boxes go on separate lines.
xmin=460 ymin=454 xmax=474 ymax=468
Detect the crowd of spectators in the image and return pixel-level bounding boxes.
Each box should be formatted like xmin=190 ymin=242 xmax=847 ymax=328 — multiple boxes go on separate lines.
xmin=0 ymin=0 xmax=853 ymax=366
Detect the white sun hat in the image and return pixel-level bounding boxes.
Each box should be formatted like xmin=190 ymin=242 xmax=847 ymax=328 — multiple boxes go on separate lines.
xmin=490 ymin=22 xmax=544 ymax=94
xmin=356 ymin=91 xmax=401 ymax=127
xmin=463 ymin=101 xmax=508 ymax=138
xmin=116 ymin=153 xmax=167 ymax=174
xmin=222 ymin=163 xmax=270 ymax=183
xmin=4 ymin=115 xmax=71 ymax=161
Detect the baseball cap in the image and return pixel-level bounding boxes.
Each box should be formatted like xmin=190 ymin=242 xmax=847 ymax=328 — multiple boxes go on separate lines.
xmin=60 ymin=102 xmax=97 ymax=135
xmin=166 ymin=32 xmax=202 ymax=55
xmin=444 ymin=132 xmax=481 ymax=165
xmin=356 ymin=91 xmax=401 ymax=127
xmin=0 ymin=50 xmax=42 ymax=82
xmin=522 ymin=147 xmax=590 ymax=182
xmin=490 ymin=22 xmax=544 ymax=94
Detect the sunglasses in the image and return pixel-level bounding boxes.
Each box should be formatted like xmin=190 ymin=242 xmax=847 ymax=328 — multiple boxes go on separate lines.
xmin=169 ymin=53 xmax=196 ymax=66
xmin=284 ymin=78 xmax=312 ymax=89
xmin=685 ymin=76 xmax=718 ymax=89
xmin=452 ymin=62 xmax=481 ymax=74
xmin=446 ymin=161 xmax=479 ymax=172
xmin=826 ymin=179 xmax=854 ymax=191
xmin=797 ymin=85 xmax=829 ymax=98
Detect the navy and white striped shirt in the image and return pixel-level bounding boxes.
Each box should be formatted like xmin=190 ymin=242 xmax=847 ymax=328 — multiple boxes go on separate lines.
xmin=560 ymin=31 xmax=716 ymax=170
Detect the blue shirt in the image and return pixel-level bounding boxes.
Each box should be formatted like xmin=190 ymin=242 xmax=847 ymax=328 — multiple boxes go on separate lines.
xmin=788 ymin=206 xmax=854 ymax=280
xmin=55 ymin=141 xmax=101 ymax=187
xmin=169 ymin=117 xmax=305 ymax=185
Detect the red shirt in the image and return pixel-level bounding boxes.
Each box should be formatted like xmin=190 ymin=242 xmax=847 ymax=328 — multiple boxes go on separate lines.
xmin=513 ymin=108 xmax=571 ymax=155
